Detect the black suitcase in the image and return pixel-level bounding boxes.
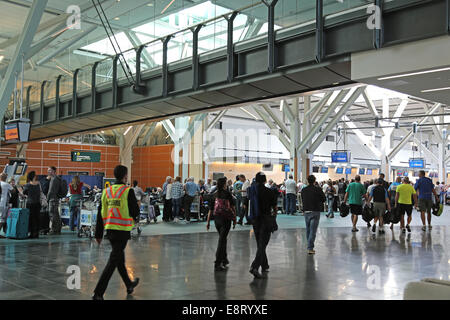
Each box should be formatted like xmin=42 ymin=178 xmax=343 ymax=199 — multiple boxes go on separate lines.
xmin=39 ymin=208 xmax=50 ymax=234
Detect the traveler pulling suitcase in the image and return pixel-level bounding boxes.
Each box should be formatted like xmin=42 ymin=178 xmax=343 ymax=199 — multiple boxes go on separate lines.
xmin=6 ymin=208 xmax=30 ymax=239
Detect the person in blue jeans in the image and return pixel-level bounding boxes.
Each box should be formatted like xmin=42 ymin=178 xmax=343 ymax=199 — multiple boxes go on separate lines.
xmin=171 ymin=176 xmax=184 ymax=222
xmin=301 ymin=175 xmax=326 ymax=254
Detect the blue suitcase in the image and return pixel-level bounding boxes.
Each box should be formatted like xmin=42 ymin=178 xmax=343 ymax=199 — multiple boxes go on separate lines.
xmin=6 ymin=208 xmax=30 ymax=239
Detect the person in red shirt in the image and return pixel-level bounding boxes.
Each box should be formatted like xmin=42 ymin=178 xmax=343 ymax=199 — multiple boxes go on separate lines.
xmin=69 ymin=176 xmax=91 ymax=232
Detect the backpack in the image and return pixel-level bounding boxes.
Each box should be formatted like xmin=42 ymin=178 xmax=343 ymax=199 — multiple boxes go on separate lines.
xmin=214 ymin=197 xmax=234 ymax=220
xmin=57 ymin=177 xmax=68 ymax=199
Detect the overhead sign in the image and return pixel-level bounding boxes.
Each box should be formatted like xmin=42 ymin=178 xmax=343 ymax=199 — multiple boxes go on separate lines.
xmin=5 ymin=120 xmax=31 ymax=143
xmin=282 ymin=164 xmax=290 ymax=172
xmin=331 ymin=151 xmax=350 ymax=163
xmin=71 ymin=151 xmax=101 ymax=163
xmin=409 ymin=158 xmax=425 ymax=168
xmin=336 ymin=168 xmax=344 ymax=174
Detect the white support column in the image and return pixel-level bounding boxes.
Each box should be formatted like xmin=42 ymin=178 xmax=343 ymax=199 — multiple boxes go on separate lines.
xmin=301 ymin=96 xmax=311 ymax=183
xmin=176 ymin=117 xmax=190 ymax=181
xmin=120 ymin=124 xmax=145 ymax=180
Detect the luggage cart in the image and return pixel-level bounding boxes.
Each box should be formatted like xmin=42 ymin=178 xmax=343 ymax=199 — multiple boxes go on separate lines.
xmin=77 ymin=200 xmax=96 ymax=238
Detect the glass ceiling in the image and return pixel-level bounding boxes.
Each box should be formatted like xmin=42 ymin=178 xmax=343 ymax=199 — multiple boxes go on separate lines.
xmin=80 ymin=1 xmax=279 ymax=69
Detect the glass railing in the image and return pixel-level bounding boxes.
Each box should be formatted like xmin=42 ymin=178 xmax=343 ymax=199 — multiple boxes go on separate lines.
xmin=13 ymin=0 xmax=394 ymax=121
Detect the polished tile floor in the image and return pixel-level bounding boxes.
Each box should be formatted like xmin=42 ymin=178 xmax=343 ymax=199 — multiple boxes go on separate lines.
xmin=0 ymin=211 xmax=449 ymax=300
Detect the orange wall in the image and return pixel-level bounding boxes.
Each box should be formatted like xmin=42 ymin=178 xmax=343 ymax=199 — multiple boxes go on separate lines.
xmin=1 ymin=142 xmax=120 ymax=177
xmin=132 ymin=144 xmax=174 ymax=190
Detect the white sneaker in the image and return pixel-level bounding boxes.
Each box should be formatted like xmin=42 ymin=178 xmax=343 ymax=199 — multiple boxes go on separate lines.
xmin=174 ymin=217 xmax=179 ymax=223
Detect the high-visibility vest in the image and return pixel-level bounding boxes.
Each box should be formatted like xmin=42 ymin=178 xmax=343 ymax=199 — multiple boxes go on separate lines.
xmin=101 ymin=184 xmax=134 ymax=231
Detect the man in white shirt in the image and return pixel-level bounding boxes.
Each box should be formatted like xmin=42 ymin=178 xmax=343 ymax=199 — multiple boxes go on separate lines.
xmin=0 ymin=173 xmax=13 ymax=237
xmin=285 ymin=175 xmax=298 ymax=215
xmin=240 ymin=175 xmax=251 ymax=225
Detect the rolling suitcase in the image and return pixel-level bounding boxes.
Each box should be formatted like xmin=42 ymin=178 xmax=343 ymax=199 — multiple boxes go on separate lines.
xmin=39 ymin=208 xmax=50 ymax=234
xmin=6 ymin=208 xmax=30 ymax=239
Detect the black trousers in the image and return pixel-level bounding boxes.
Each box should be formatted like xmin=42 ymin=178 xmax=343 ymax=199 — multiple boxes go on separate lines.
xmin=251 ymin=217 xmax=272 ymax=271
xmin=241 ymin=197 xmax=250 ymax=223
xmin=94 ymin=238 xmax=132 ymax=296
xmin=27 ymin=203 xmax=41 ymax=238
xmin=214 ymin=215 xmax=231 ymax=267
xmin=184 ymin=195 xmax=195 ymax=221
xmin=163 ymin=199 xmax=172 ymax=221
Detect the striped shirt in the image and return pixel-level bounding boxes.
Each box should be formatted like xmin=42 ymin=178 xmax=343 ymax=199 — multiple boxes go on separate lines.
xmin=171 ymin=182 xmax=184 ymax=199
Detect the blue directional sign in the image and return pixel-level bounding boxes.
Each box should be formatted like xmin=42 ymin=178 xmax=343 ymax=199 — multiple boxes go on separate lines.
xmin=409 ymin=159 xmax=425 ymax=168
xmin=331 ymin=151 xmax=350 ymax=163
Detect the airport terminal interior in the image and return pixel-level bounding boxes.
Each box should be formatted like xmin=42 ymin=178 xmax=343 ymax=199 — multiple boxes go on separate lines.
xmin=0 ymin=0 xmax=449 ymax=300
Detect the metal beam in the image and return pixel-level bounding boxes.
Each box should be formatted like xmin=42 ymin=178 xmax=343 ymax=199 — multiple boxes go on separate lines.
xmin=342 ymin=115 xmax=382 ymax=158
xmin=36 ymin=26 xmax=97 ymax=66
xmin=124 ymin=30 xmax=155 ymax=69
xmin=261 ymin=104 xmax=290 ymax=140
xmin=423 ymin=103 xmax=442 ymax=140
xmin=252 ymin=106 xmax=291 ymax=151
xmin=297 ymin=89 xmax=350 ymax=153
xmin=308 ymin=86 xmax=365 ymax=153
xmin=305 ymin=91 xmax=333 ymax=120
xmin=388 ymin=103 xmax=441 ymax=160
xmin=362 ymin=89 xmax=380 ymax=119
xmin=141 ymin=122 xmax=157 ymax=146
xmin=399 ymin=128 xmax=439 ymax=163
xmin=207 ymin=110 xmax=227 ymax=132
xmin=0 ymin=0 xmax=48 ymax=122
xmin=162 ymin=119 xmax=176 ymax=141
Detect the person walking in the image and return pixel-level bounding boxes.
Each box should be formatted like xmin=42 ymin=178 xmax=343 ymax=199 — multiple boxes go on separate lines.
xmin=338 ymin=178 xmax=346 ymax=206
xmin=343 ymin=175 xmax=368 ymax=233
xmin=233 ymin=175 xmax=244 ymax=224
xmin=171 ymin=176 xmax=184 ymax=222
xmin=285 ymin=175 xmax=298 ymax=215
xmin=69 ymin=176 xmax=91 ymax=232
xmin=184 ymin=177 xmax=200 ymax=223
xmin=248 ymin=172 xmax=278 ymax=279
xmin=46 ymin=166 xmax=64 ymax=235
xmin=414 ymin=170 xmax=439 ymax=231
xmin=206 ymin=177 xmax=236 ymax=271
xmin=239 ymin=175 xmax=252 ymax=225
xmin=395 ymin=177 xmax=418 ymax=233
xmin=325 ymin=182 xmax=336 ymax=218
xmin=132 ymin=180 xmax=146 ymax=207
xmin=368 ymin=178 xmax=391 ymax=234
xmin=22 ymin=171 xmax=42 ymax=239
xmin=301 ymin=175 xmax=326 ymax=254
xmin=93 ymin=165 xmax=140 ymax=300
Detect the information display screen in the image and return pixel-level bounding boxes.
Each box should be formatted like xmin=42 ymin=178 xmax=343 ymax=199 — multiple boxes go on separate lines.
xmin=331 ymin=151 xmax=350 ymax=163
xmin=345 ymin=168 xmax=352 ymax=174
xmin=321 ymin=167 xmax=328 ymax=173
xmin=336 ymin=168 xmax=344 ymax=174
xmin=312 ymin=166 xmax=319 ymax=173
xmin=366 ymin=169 xmax=373 ymax=175
xmin=359 ymin=168 xmax=366 ymax=175
xmin=5 ymin=123 xmax=19 ymax=141
xmin=409 ymin=159 xmax=425 ymax=168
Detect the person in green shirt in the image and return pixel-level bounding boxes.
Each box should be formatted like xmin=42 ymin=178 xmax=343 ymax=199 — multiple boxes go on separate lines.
xmin=343 ymin=175 xmax=368 ymax=232
xmin=395 ymin=177 xmax=418 ymax=233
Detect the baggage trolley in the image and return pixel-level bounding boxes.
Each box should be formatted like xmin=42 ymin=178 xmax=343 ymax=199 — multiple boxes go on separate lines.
xmin=77 ymin=200 xmax=96 ymax=238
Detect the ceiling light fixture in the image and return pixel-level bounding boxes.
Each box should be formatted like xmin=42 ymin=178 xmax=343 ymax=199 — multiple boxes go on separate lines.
xmin=377 ymin=67 xmax=450 ymax=81
xmin=161 ymin=0 xmax=176 ymax=14
xmin=123 ymin=126 xmax=132 ymax=135
xmin=0 ymin=55 xmax=4 ymax=63
xmin=421 ymin=87 xmax=450 ymax=93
